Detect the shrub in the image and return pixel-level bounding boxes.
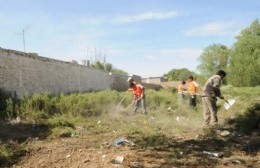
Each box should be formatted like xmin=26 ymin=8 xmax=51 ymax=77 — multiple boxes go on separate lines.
xmin=47 ymin=115 xmax=76 ymax=128
xmin=227 ymin=102 xmax=260 ymax=133
xmin=0 ymin=88 xmax=19 ymax=120
xmin=19 ymin=93 xmax=58 ymax=121
xmin=49 ymin=127 xmax=74 ymax=138
xmin=0 ymin=143 xmax=26 ymax=167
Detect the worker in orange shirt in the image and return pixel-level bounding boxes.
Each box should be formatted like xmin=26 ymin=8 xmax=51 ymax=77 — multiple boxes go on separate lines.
xmin=188 ymin=76 xmax=202 ymax=108
xmin=128 ymin=77 xmax=146 ymax=114
xmin=178 ymin=80 xmax=186 ymax=99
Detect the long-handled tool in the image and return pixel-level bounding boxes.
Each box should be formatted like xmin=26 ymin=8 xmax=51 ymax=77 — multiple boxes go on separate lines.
xmin=124 ymin=96 xmax=142 ymax=111
xmin=116 ymin=91 xmax=129 ymax=108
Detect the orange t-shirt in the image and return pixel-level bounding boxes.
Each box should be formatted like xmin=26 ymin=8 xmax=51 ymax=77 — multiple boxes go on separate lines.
xmin=178 ymin=84 xmax=185 ymax=93
xmin=188 ymin=81 xmax=199 ymax=95
xmin=130 ymin=83 xmax=143 ymax=99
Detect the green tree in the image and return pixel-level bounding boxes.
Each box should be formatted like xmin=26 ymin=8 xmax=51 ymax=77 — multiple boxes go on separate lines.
xmin=229 ymin=19 xmax=260 ymax=86
xmin=197 ymin=44 xmax=230 ymax=78
xmin=164 ymin=68 xmax=196 ymax=81
xmin=91 ymin=61 xmax=128 ymax=75
xmin=91 ymin=61 xmax=105 ymax=70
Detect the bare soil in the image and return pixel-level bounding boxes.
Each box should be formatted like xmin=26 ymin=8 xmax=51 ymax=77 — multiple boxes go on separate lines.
xmin=1 ymin=121 xmax=259 ymax=168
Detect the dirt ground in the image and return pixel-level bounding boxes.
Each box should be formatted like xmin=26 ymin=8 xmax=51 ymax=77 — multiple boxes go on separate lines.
xmin=4 ymin=125 xmax=258 ymax=168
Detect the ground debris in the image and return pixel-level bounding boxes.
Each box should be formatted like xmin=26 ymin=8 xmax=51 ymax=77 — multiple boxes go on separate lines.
xmin=113 ymin=156 xmax=124 ymax=164
xmin=202 ymin=151 xmax=224 ymax=158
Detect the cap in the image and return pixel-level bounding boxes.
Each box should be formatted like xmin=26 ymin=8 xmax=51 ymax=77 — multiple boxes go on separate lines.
xmin=127 ymin=77 xmax=133 ymax=82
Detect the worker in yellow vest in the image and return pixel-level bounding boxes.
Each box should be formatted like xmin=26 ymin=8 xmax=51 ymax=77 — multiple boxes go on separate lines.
xmin=188 ymin=76 xmax=202 ymax=108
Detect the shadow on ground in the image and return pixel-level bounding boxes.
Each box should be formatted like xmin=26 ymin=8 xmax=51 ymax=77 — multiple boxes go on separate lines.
xmin=0 ymin=122 xmax=50 ymax=167
xmin=0 ymin=122 xmax=50 ymax=143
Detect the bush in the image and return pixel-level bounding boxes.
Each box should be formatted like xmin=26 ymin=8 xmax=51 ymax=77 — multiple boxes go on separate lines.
xmin=0 ymin=143 xmax=26 ymax=167
xmin=0 ymin=88 xmax=19 ymax=120
xmin=49 ymin=127 xmax=74 ymax=138
xmin=146 ymin=89 xmax=177 ymax=110
xmin=19 ymin=93 xmax=58 ymax=121
xmin=47 ymin=115 xmax=76 ymax=128
xmin=227 ymin=102 xmax=260 ymax=132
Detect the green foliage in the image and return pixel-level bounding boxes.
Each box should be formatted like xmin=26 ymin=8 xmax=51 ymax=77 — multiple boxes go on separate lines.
xmin=221 ymin=86 xmax=260 ymax=98
xmin=49 ymin=127 xmax=74 ymax=138
xmin=0 ymin=143 xmax=26 ymax=167
xmin=19 ymin=93 xmax=58 ymax=121
xmin=197 ymin=44 xmax=230 ymax=78
xmin=47 ymin=115 xmax=76 ymax=128
xmin=111 ymin=67 xmax=128 ymax=76
xmin=163 ymin=68 xmax=197 ymax=81
xmin=229 ymin=19 xmax=260 ymax=86
xmin=91 ymin=61 xmax=128 ymax=75
xmin=16 ymin=90 xmax=121 ymax=122
xmin=91 ymin=60 xmax=105 ymax=70
xmin=146 ymin=89 xmax=177 ymax=110
xmin=0 ymin=88 xmax=19 ymax=119
xmin=227 ymin=102 xmax=260 ymax=133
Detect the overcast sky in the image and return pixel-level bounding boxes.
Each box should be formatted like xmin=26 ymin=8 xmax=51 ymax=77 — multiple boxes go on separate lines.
xmin=0 ymin=0 xmax=259 ymax=77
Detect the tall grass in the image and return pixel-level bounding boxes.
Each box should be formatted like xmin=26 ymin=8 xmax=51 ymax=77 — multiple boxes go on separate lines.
xmin=1 ymin=86 xmax=259 ymax=133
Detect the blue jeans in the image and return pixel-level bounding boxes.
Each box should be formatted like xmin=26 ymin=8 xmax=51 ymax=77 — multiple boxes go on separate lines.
xmin=134 ymin=94 xmax=146 ymax=113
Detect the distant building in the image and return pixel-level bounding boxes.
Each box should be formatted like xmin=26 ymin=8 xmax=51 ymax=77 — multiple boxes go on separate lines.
xmin=142 ymin=76 xmax=181 ymax=90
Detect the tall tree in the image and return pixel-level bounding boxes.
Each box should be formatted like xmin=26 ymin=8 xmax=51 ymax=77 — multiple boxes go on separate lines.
xmin=197 ymin=44 xmax=230 ymax=78
xmin=229 ymin=19 xmax=260 ymax=86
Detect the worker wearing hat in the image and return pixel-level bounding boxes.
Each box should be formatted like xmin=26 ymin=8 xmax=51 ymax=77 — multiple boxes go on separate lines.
xmin=128 ymin=77 xmax=146 ymax=114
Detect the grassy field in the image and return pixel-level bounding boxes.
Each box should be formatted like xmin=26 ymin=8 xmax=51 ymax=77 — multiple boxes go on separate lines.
xmin=0 ymin=86 xmax=259 ymax=167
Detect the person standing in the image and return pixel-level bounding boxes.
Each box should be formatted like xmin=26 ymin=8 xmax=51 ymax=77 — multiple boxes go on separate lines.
xmin=178 ymin=80 xmax=186 ymax=99
xmin=202 ymin=70 xmax=226 ymax=127
xmin=188 ymin=76 xmax=201 ymax=108
xmin=128 ymin=77 xmax=146 ymax=114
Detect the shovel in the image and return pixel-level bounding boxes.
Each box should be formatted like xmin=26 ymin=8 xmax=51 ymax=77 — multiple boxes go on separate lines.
xmin=224 ymin=99 xmax=235 ymax=110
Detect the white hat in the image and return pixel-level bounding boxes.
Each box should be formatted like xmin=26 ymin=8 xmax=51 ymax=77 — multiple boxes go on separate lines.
xmin=127 ymin=77 xmax=133 ymax=82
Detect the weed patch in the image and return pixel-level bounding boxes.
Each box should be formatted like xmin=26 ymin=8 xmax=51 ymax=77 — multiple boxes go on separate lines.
xmin=0 ymin=143 xmax=26 ymax=167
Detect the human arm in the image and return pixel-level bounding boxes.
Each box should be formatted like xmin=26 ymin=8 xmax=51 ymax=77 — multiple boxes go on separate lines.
xmin=212 ymin=77 xmax=223 ymax=98
xmin=194 ymin=81 xmax=202 ymax=96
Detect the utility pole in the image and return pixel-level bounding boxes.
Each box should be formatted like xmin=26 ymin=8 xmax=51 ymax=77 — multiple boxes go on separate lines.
xmin=103 ymin=48 xmax=107 ymax=71
xmin=15 ymin=23 xmax=33 ymax=53
xmin=22 ymin=29 xmax=26 ymax=52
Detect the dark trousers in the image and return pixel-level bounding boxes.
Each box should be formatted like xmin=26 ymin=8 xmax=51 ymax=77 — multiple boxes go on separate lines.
xmin=189 ymin=95 xmax=197 ymax=107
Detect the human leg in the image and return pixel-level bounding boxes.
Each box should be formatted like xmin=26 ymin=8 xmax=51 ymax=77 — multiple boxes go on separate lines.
xmin=134 ymin=99 xmax=140 ymax=112
xmin=189 ymin=95 xmax=197 ymax=107
xmin=202 ymin=98 xmax=211 ymax=127
xmin=141 ymin=95 xmax=146 ymax=114
xmin=204 ymin=97 xmax=218 ymax=125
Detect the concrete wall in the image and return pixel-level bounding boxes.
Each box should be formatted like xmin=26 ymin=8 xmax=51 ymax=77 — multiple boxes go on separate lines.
xmin=0 ymin=48 xmax=129 ymax=98
xmin=142 ymin=77 xmax=167 ymax=84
